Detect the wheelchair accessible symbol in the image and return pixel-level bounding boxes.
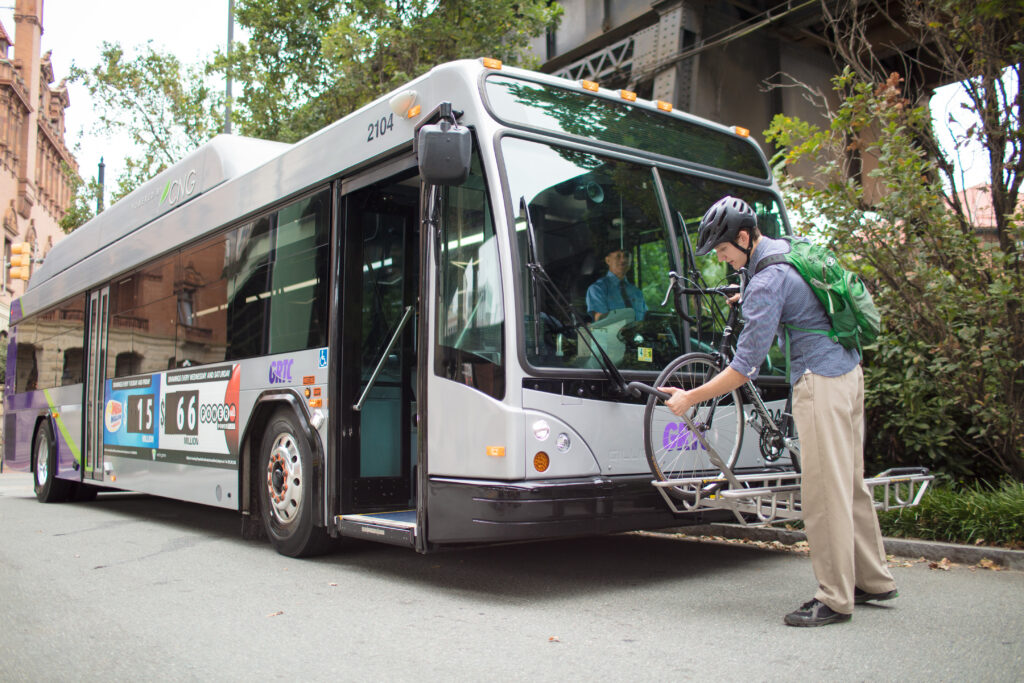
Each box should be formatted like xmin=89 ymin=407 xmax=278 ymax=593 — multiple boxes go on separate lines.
xmin=318 ymin=348 xmax=328 ymax=368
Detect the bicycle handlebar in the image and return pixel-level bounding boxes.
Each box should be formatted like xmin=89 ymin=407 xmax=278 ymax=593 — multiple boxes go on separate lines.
xmin=677 ymin=284 xmax=741 ymax=298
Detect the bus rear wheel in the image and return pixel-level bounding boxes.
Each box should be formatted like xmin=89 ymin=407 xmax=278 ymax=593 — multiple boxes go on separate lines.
xmin=34 ymin=421 xmax=71 ymax=503
xmin=258 ymin=409 xmax=334 ymax=557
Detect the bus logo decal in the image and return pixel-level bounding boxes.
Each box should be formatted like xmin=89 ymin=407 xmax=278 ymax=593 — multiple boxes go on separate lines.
xmin=269 ymin=359 xmax=294 ymax=384
xmin=160 ymin=169 xmax=198 ymax=206
xmin=662 ymin=422 xmax=701 ymax=452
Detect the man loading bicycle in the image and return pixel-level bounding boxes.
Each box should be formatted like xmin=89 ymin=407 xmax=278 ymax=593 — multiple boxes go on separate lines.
xmin=661 ymin=196 xmax=897 ymax=627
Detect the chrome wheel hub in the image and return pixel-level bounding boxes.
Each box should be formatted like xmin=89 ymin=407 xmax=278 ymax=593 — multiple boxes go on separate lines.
xmin=35 ymin=439 xmax=48 ymax=486
xmin=265 ymin=432 xmax=303 ymax=525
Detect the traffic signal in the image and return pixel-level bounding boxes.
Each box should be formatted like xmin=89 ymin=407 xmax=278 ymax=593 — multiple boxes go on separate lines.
xmin=9 ymin=242 xmax=32 ymax=281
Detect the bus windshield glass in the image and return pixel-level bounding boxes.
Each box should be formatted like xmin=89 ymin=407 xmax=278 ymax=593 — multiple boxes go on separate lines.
xmin=485 ymin=74 xmax=769 ymax=181
xmin=504 ymin=137 xmax=787 ymax=376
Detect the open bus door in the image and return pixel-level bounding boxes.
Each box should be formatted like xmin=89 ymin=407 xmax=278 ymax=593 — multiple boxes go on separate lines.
xmin=334 ymin=157 xmax=422 ymax=548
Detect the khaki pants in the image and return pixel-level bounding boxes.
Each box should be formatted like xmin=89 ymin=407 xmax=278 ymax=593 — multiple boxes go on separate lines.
xmin=793 ymin=365 xmax=895 ymax=614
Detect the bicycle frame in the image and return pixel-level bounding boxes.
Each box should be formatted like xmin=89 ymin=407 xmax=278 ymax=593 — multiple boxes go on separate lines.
xmin=681 ymin=271 xmax=799 ymax=469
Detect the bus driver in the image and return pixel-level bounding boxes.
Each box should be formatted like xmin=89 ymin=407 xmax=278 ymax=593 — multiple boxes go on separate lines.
xmin=586 ymin=243 xmax=647 ymax=322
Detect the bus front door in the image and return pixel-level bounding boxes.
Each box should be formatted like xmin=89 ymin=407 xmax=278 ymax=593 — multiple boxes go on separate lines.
xmin=337 ymin=164 xmax=420 ymax=535
xmin=83 ymin=287 xmax=109 ymax=481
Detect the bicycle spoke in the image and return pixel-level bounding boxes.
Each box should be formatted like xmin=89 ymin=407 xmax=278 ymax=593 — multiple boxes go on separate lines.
xmin=644 ymin=353 xmax=745 ymax=502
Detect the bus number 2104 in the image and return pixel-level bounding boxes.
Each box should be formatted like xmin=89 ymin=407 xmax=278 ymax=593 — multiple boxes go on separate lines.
xmin=367 ymin=113 xmax=394 ymax=142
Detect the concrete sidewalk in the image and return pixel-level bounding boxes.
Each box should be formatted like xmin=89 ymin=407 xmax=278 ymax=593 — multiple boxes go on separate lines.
xmin=675 ymin=523 xmax=1024 ymax=570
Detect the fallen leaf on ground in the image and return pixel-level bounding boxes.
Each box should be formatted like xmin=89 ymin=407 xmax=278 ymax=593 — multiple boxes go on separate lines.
xmin=976 ymin=558 xmax=1004 ymax=571
xmin=928 ymin=557 xmax=952 ymax=571
xmin=548 ymin=636 xmax=560 ymax=643
xmin=267 ymin=610 xmax=284 ymax=617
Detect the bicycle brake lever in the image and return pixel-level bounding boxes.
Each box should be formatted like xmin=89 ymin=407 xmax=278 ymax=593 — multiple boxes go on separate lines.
xmin=661 ymin=274 xmax=678 ymax=307
xmin=663 ymin=274 xmax=696 ymax=324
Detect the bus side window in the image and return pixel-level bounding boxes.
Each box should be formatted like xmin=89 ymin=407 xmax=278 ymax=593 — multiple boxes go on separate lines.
xmin=267 ymin=188 xmax=330 ymax=354
xmin=176 ymin=234 xmax=230 ymax=367
xmin=433 ymin=152 xmax=505 ymax=400
xmin=14 ymin=317 xmax=37 ymax=393
xmin=226 ymin=216 xmax=273 ymax=360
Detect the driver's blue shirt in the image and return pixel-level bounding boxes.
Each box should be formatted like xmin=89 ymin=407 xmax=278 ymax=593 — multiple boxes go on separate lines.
xmin=730 ymin=236 xmax=860 ymax=384
xmin=586 ymin=272 xmax=647 ymax=320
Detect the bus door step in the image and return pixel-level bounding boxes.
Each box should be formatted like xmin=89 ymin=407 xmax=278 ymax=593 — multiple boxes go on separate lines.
xmin=652 ymin=467 xmax=933 ymax=526
xmin=336 ymin=510 xmax=417 ymax=548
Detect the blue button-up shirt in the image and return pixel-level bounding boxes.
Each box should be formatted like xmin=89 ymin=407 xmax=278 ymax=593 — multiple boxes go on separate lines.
xmin=586 ymin=272 xmax=647 ymax=320
xmin=729 ymin=236 xmax=860 ymax=384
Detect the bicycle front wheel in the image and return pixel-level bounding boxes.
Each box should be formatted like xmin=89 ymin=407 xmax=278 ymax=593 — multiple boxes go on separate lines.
xmin=643 ymin=352 xmax=745 ymax=501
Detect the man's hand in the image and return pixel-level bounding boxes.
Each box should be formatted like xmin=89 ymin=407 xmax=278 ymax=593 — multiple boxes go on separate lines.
xmin=660 ymin=386 xmax=696 ymax=417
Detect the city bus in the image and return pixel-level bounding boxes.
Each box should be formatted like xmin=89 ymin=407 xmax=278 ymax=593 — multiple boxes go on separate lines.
xmin=4 ymin=58 xmax=799 ymax=556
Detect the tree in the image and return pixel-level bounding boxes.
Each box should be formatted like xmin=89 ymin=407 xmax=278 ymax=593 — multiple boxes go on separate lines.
xmin=69 ymin=42 xmax=225 ymax=198
xmin=765 ymin=0 xmax=1024 ymax=481
xmin=217 ymin=0 xmax=563 ymax=142
xmin=58 ymin=163 xmax=101 ymax=233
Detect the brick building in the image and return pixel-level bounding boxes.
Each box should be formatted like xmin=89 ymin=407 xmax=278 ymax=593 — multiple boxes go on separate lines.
xmin=0 ymin=0 xmax=76 ymax=332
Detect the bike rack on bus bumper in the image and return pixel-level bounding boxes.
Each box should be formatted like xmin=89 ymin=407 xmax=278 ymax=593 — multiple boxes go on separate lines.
xmin=652 ymin=468 xmax=934 ymax=526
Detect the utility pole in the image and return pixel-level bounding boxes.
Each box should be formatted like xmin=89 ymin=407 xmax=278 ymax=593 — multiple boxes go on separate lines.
xmin=225 ymin=0 xmax=234 ymax=134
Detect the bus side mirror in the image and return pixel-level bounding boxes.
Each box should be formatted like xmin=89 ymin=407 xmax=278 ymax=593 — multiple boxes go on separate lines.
xmin=417 ymin=120 xmax=471 ymax=186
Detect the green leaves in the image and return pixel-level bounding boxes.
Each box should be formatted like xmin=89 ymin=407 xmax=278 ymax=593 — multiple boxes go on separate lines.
xmin=215 ymin=0 xmax=563 ymax=142
xmin=70 ymin=41 xmax=224 ymax=198
xmin=75 ymin=1 xmax=562 ymax=195
xmin=765 ymin=49 xmax=1023 ymax=482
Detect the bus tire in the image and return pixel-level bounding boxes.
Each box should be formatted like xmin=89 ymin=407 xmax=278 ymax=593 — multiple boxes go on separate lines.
xmin=33 ymin=421 xmax=71 ymax=503
xmin=258 ymin=409 xmax=333 ymax=557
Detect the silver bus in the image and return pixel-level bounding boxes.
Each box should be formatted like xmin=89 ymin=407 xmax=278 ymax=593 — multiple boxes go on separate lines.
xmin=4 ymin=58 xmax=796 ymax=556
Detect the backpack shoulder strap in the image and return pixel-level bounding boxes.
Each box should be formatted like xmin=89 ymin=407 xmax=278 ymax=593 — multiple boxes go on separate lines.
xmin=754 ymin=253 xmax=790 ymax=276
xmin=753 ymin=236 xmax=795 ymax=277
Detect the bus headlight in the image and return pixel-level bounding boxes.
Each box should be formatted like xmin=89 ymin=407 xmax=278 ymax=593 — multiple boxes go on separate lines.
xmin=556 ymin=433 xmax=571 ymax=452
xmin=531 ymin=419 xmax=550 ymax=441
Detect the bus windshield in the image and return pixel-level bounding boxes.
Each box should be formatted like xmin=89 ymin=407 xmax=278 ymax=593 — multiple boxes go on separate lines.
xmin=485 ymin=74 xmax=769 ymax=180
xmin=503 ymin=137 xmax=787 ymax=375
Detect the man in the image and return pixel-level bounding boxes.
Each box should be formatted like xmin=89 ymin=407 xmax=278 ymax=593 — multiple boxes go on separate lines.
xmin=586 ymin=244 xmax=647 ymax=321
xmin=661 ymin=196 xmax=897 ymax=627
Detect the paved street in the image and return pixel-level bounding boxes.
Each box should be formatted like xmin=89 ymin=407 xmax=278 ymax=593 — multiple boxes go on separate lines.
xmin=1 ymin=469 xmax=1021 ymax=681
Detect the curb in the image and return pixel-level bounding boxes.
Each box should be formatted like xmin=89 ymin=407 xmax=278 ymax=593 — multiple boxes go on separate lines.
xmin=674 ymin=523 xmax=1024 ymax=571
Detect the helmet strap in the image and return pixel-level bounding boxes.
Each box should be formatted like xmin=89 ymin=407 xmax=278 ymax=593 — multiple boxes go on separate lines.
xmin=731 ymin=240 xmax=753 ymax=263
xmin=731 ymin=229 xmax=755 ymax=264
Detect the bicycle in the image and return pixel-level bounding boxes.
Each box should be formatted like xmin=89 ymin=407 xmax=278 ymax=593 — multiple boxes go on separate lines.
xmin=627 ymin=269 xmax=800 ymax=508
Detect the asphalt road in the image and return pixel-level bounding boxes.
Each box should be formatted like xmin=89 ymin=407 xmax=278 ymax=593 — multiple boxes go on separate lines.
xmin=1 ymin=470 xmax=1021 ymax=681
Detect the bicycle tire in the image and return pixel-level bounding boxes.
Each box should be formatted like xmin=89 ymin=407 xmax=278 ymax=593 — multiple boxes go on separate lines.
xmin=643 ymin=352 xmax=745 ymax=502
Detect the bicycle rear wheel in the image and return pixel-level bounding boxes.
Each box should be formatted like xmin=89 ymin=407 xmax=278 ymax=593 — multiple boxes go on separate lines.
xmin=643 ymin=352 xmax=744 ymax=502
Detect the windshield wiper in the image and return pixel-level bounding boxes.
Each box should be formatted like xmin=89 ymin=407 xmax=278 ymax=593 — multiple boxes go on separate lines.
xmin=519 ymin=197 xmax=631 ymax=395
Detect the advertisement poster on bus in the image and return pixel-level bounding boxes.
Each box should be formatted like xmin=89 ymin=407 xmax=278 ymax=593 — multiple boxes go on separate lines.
xmin=102 ymin=374 xmax=161 ymax=458
xmin=102 ymin=364 xmax=240 ymax=468
xmin=160 ymin=364 xmax=240 ymax=468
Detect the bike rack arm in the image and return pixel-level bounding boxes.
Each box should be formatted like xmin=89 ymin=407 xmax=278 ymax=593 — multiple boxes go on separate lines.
xmin=354 ymin=305 xmax=414 ymax=412
xmin=627 ymin=381 xmax=671 ymax=401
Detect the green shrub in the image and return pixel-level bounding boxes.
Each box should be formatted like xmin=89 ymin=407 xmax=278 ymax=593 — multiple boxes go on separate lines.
xmin=877 ymin=480 xmax=1024 ymax=548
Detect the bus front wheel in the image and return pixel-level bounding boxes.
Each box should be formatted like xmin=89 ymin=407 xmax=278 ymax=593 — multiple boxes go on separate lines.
xmin=34 ymin=421 xmax=71 ymax=503
xmin=257 ymin=409 xmax=334 ymax=557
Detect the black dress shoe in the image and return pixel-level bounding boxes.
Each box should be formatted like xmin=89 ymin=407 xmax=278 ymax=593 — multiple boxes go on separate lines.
xmin=784 ymin=598 xmax=852 ymax=627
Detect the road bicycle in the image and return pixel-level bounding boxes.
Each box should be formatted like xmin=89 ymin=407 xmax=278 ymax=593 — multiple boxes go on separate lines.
xmin=627 ymin=269 xmax=799 ymax=508
xmin=627 ymin=268 xmax=932 ymax=524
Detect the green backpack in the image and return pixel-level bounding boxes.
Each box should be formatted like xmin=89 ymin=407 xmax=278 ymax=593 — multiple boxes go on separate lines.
xmin=754 ymin=237 xmax=880 ymax=351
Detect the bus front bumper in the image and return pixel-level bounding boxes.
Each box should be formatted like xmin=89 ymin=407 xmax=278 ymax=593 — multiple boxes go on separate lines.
xmin=425 ymin=474 xmax=730 ymax=546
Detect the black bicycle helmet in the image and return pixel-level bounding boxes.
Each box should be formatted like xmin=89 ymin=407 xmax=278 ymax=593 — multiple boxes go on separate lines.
xmin=694 ymin=196 xmax=757 ymax=257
